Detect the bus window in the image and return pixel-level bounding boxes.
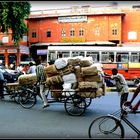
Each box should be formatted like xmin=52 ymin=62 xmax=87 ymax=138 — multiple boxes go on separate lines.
xmin=131 ymin=53 xmax=139 ymax=62
xmin=101 ymin=52 xmax=110 ymax=62
xmin=86 ymin=52 xmax=99 ymax=62
xmin=116 ymin=53 xmax=129 ymax=63
xmin=109 ymin=52 xmax=114 ymax=62
xmin=72 ymin=51 xmax=85 ymax=57
xmin=48 ymin=51 xmax=57 ymax=62
xmin=58 ymin=51 xmax=70 ymax=58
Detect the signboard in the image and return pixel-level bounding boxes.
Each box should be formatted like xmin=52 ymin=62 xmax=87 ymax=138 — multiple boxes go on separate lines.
xmin=0 ymin=50 xmax=5 ymax=53
xmin=103 ymin=63 xmax=117 ymax=69
xmin=7 ymin=49 xmax=17 ymax=53
xmin=37 ymin=49 xmax=48 ymax=55
xmin=20 ymin=45 xmax=29 ymax=54
xmin=58 ymin=16 xmax=87 ymax=23
xmin=118 ymin=63 xmax=128 ymax=69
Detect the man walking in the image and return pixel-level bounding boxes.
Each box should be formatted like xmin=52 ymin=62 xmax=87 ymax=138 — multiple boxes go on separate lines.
xmin=36 ymin=56 xmax=50 ymax=109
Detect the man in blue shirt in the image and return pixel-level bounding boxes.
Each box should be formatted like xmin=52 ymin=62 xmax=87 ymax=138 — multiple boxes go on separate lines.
xmin=0 ymin=70 xmax=5 ymax=99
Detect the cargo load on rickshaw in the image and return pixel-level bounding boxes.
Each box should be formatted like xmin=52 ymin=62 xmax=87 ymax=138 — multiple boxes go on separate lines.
xmin=16 ymin=56 xmax=106 ymax=116
xmin=44 ymin=56 xmax=106 ymax=99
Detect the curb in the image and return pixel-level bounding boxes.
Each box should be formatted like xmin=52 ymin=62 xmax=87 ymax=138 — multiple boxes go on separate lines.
xmin=106 ymin=87 xmax=136 ymax=92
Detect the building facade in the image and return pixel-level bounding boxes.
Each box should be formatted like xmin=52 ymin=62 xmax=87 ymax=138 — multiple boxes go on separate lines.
xmin=27 ymin=6 xmax=140 ymax=60
xmin=0 ymin=30 xmax=29 ymax=67
xmin=0 ymin=5 xmax=140 ymax=66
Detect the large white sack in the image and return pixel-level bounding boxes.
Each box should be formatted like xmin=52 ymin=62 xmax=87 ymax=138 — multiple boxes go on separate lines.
xmin=62 ymin=73 xmax=77 ymax=83
xmin=62 ymin=83 xmax=72 ymax=89
xmin=72 ymin=56 xmax=83 ymax=59
xmin=62 ymin=88 xmax=75 ymax=96
xmin=54 ymin=58 xmax=68 ymax=69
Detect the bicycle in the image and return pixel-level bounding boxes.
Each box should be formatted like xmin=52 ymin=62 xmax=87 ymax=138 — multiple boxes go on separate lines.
xmin=88 ymin=102 xmax=140 ymax=138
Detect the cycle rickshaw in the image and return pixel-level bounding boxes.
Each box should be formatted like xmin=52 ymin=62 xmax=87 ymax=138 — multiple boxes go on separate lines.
xmin=18 ymin=81 xmax=106 ymax=116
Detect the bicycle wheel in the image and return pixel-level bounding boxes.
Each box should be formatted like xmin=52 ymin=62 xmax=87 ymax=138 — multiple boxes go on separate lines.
xmin=64 ymin=94 xmax=86 ymax=116
xmin=13 ymin=92 xmax=20 ymax=104
xmin=18 ymin=88 xmax=36 ymax=109
xmin=88 ymin=115 xmax=124 ymax=138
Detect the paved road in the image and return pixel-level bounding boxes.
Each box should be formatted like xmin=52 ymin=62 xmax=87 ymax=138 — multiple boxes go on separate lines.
xmin=0 ymin=92 xmax=139 ymax=138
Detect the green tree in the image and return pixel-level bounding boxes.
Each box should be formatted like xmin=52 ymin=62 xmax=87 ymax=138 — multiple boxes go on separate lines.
xmin=0 ymin=2 xmax=31 ymax=46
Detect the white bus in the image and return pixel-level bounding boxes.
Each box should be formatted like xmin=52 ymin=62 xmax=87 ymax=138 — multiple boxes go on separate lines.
xmin=47 ymin=45 xmax=140 ymax=81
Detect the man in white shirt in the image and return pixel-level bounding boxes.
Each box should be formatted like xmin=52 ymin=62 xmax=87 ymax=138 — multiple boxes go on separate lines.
xmin=111 ymin=68 xmax=129 ymax=110
xmin=27 ymin=62 xmax=36 ymax=74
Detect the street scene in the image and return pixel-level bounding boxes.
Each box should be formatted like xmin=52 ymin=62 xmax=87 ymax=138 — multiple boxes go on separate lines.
xmin=0 ymin=1 xmax=140 ymax=139
xmin=0 ymin=92 xmax=139 ymax=138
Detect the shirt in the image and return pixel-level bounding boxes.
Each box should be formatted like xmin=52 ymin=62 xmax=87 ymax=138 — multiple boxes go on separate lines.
xmin=27 ymin=65 xmax=36 ymax=74
xmin=36 ymin=63 xmax=47 ymax=84
xmin=111 ymin=73 xmax=129 ymax=95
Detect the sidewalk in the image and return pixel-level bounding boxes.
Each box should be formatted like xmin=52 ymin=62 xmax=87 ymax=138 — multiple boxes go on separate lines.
xmin=106 ymin=87 xmax=136 ymax=92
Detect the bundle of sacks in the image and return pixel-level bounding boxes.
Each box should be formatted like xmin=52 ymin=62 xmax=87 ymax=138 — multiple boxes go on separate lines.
xmin=18 ymin=73 xmax=37 ymax=85
xmin=45 ymin=56 xmax=106 ymax=99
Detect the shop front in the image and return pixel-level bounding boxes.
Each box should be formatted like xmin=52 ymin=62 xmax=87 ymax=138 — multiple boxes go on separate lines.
xmin=0 ymin=45 xmax=30 ymax=68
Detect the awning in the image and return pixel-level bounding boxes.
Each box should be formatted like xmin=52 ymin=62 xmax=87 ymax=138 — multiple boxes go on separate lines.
xmin=30 ymin=41 xmax=116 ymax=47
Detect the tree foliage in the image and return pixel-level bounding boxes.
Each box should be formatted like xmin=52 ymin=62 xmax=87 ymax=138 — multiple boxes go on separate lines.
xmin=0 ymin=2 xmax=31 ymax=46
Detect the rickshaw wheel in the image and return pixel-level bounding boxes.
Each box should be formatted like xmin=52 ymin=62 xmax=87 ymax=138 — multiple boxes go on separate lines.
xmin=64 ymin=94 xmax=86 ymax=116
xmin=18 ymin=88 xmax=36 ymax=109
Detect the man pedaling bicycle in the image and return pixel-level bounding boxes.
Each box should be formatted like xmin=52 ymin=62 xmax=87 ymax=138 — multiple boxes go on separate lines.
xmin=125 ymin=84 xmax=140 ymax=113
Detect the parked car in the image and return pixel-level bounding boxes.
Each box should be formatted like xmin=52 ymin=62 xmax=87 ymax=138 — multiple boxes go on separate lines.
xmin=0 ymin=67 xmax=20 ymax=83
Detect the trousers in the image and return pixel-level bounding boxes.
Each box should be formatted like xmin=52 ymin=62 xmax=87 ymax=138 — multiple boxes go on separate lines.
xmin=39 ymin=84 xmax=49 ymax=106
xmin=120 ymin=92 xmax=129 ymax=109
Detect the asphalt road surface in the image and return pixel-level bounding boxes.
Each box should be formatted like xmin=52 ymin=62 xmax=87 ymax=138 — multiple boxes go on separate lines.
xmin=0 ymin=92 xmax=139 ymax=138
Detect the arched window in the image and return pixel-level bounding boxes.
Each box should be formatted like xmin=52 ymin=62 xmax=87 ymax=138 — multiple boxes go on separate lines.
xmin=61 ymin=29 xmax=66 ymax=37
xmin=112 ymin=24 xmax=118 ymax=35
xmin=94 ymin=25 xmax=100 ymax=36
xmin=70 ymin=28 xmax=75 ymax=36
xmin=46 ymin=28 xmax=51 ymax=37
xmin=79 ymin=28 xmax=84 ymax=36
xmin=32 ymin=30 xmax=36 ymax=38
